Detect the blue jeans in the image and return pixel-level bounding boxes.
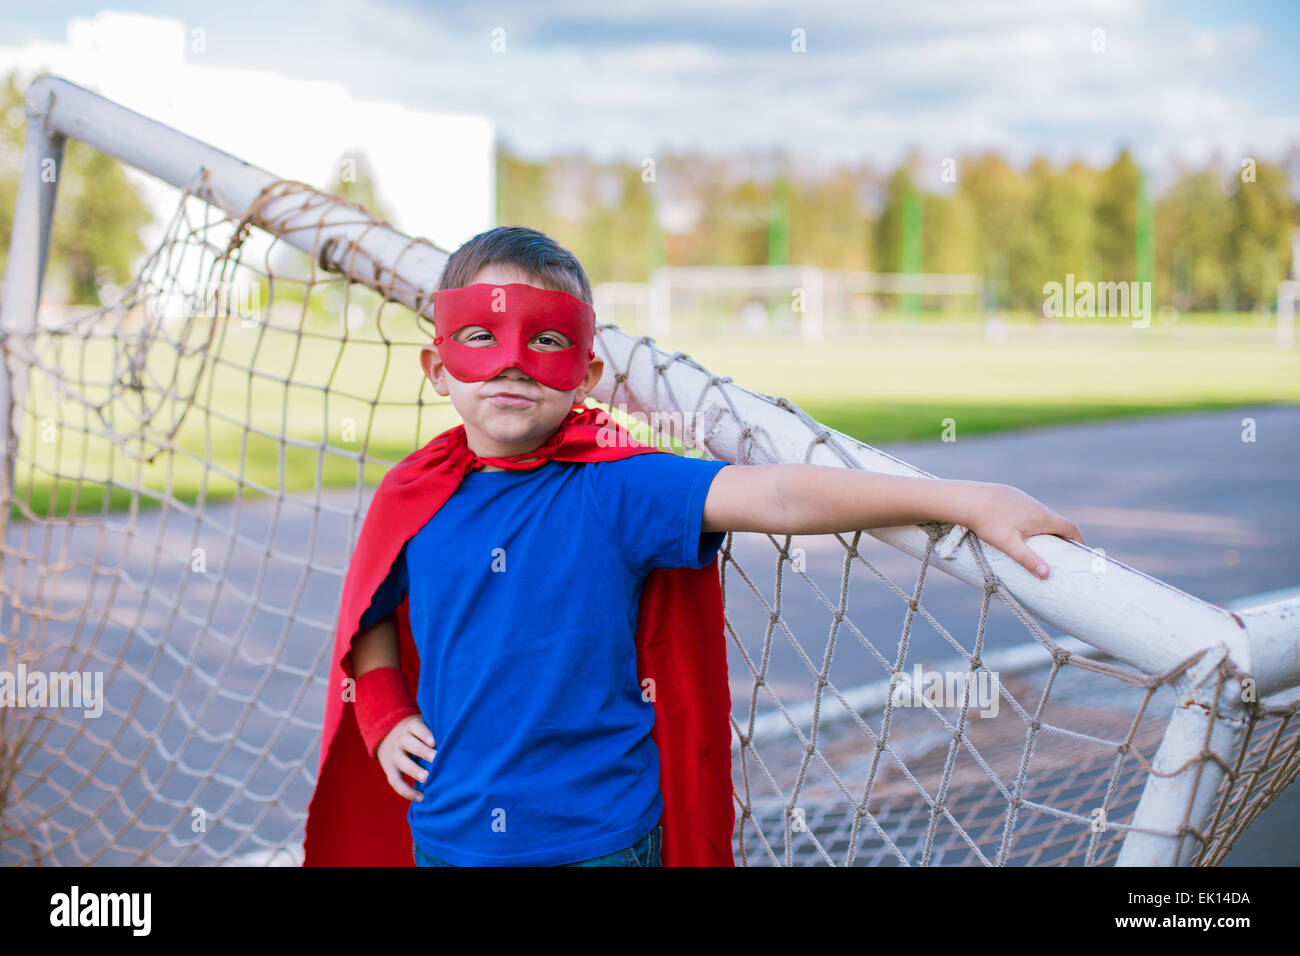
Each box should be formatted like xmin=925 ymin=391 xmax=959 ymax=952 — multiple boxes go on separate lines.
xmin=413 ymin=825 xmax=662 ymax=867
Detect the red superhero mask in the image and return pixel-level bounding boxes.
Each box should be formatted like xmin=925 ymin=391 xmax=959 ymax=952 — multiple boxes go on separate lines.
xmin=431 ymin=283 xmax=597 ymax=391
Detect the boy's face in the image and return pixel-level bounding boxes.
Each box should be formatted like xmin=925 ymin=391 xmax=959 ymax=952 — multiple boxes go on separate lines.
xmin=420 ymin=263 xmax=604 ymax=463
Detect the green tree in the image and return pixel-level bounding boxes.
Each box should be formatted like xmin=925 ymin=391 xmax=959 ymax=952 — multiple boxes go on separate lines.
xmin=788 ymin=164 xmax=876 ymax=272
xmin=958 ymin=153 xmax=1036 ymax=308
xmin=1026 ymin=157 xmax=1095 ymax=297
xmin=1092 ymin=149 xmax=1139 ymax=284
xmin=496 ymin=143 xmax=553 ymax=235
xmin=0 ymin=71 xmax=152 ymax=305
xmin=922 ymin=190 xmax=978 ymax=276
xmin=1227 ymin=159 xmax=1294 ymax=309
xmin=874 ymin=163 xmax=919 ymax=274
xmin=1155 ymin=162 xmax=1231 ymax=310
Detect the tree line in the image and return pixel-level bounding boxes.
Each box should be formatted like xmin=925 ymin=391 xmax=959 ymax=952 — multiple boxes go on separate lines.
xmin=500 ymin=146 xmax=1298 ymax=313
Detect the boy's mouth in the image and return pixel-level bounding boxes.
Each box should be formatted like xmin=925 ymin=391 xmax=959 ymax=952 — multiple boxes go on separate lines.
xmin=486 ymin=392 xmax=537 ymax=408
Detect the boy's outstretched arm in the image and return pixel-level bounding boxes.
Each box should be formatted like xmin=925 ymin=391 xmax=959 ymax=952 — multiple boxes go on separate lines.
xmin=701 ymin=464 xmax=1084 ymax=580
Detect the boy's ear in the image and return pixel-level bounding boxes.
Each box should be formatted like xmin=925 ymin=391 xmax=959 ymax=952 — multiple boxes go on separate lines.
xmin=574 ymin=355 xmax=604 ymax=403
xmin=420 ymin=344 xmax=451 ymax=397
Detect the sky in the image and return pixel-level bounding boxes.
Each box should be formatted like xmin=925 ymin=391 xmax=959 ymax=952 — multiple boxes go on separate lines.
xmin=0 ymin=0 xmax=1297 ymax=175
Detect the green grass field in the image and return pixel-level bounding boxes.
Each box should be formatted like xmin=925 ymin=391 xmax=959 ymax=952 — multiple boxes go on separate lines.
xmin=8 ymin=307 xmax=1298 ymax=518
xmin=676 ymin=316 xmax=1298 ymax=443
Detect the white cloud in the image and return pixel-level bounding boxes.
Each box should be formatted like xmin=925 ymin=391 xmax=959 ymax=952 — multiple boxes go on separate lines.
xmin=6 ymin=0 xmax=1294 ymax=179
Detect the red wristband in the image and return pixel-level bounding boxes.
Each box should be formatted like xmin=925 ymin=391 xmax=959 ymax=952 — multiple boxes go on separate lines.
xmin=353 ymin=666 xmax=422 ymax=759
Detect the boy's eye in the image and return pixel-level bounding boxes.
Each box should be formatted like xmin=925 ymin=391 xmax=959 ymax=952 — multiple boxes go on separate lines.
xmin=532 ymin=333 xmax=570 ymax=349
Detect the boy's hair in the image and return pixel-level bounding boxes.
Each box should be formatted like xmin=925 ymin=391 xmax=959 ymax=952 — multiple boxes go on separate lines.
xmin=435 ymin=226 xmax=593 ymax=305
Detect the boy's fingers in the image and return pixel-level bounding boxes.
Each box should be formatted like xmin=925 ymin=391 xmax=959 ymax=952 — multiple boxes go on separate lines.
xmin=1008 ymin=540 xmax=1050 ymax=579
xmin=386 ymin=764 xmax=423 ymax=801
xmin=399 ymin=719 xmax=433 ymax=747
xmin=403 ymin=731 xmax=436 ymax=761
xmin=1053 ymin=514 xmax=1085 ymax=545
xmin=395 ymin=751 xmax=428 ymax=783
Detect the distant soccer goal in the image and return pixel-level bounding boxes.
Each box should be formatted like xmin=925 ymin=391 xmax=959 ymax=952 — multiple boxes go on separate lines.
xmin=2 ymin=75 xmax=1298 ymax=867
xmin=594 ymin=266 xmax=985 ymax=344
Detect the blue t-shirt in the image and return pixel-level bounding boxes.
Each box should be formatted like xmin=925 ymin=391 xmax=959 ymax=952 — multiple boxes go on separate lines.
xmin=358 ymin=450 xmax=729 ymax=866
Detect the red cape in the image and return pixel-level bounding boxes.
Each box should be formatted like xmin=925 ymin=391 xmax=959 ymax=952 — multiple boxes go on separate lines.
xmin=303 ymin=404 xmax=735 ymax=866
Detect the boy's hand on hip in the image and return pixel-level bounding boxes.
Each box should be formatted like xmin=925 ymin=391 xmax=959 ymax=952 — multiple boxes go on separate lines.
xmin=957 ymin=481 xmax=1084 ymax=580
xmin=378 ymin=715 xmax=436 ymax=802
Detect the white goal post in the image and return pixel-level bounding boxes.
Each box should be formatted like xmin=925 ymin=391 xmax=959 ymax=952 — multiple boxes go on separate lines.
xmin=1278 ymin=280 xmax=1298 ymax=349
xmin=2 ymin=75 xmax=1298 ymax=867
xmin=600 ymin=265 xmax=985 ymax=343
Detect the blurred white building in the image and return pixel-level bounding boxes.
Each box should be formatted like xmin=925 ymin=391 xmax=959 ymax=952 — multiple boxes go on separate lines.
xmin=0 ymin=10 xmax=494 ymax=254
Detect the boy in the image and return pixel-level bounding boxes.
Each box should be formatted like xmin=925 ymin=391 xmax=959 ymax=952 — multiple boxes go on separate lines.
xmin=303 ymin=226 xmax=1083 ymax=868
